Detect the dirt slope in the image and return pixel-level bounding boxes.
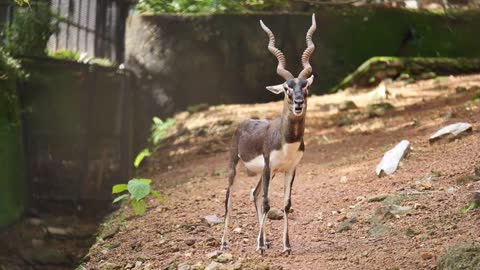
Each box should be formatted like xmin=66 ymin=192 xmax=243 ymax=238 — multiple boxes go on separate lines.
xmin=84 ymin=75 xmax=480 ymax=270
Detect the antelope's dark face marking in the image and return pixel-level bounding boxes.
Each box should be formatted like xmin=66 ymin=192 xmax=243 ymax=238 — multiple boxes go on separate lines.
xmin=285 ymin=78 xmax=308 ymax=116
xmin=266 ymin=75 xmax=314 ymax=117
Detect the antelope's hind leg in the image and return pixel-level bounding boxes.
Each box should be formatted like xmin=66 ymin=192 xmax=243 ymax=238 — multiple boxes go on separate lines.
xmin=254 ymin=160 xmax=272 ymax=254
xmin=282 ymin=170 xmax=296 ymax=255
xmin=221 ymin=148 xmax=240 ymax=250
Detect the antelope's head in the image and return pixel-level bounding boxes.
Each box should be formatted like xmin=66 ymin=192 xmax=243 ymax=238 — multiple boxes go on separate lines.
xmin=260 ymin=14 xmax=316 ymax=116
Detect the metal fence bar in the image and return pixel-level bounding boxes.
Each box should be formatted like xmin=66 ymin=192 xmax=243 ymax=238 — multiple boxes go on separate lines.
xmin=0 ymin=0 xmax=128 ymax=63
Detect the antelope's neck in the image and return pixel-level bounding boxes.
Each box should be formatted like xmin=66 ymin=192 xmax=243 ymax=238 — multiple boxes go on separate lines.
xmin=280 ymin=101 xmax=306 ymax=143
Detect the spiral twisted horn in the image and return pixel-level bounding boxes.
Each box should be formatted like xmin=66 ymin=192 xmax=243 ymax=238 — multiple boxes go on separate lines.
xmin=298 ymin=14 xmax=317 ymax=79
xmin=260 ymin=20 xmax=294 ymax=80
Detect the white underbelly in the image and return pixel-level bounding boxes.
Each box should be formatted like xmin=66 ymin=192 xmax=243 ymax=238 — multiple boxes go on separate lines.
xmin=242 ymin=143 xmax=303 ymax=174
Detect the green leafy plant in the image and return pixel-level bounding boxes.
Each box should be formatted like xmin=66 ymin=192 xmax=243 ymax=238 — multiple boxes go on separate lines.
xmin=48 ymin=49 xmax=80 ymax=61
xmin=14 ymin=0 xmax=30 ymax=6
xmin=3 ymin=2 xmax=58 ymax=56
xmin=460 ymin=201 xmax=479 ymax=214
xmin=135 ymin=0 xmax=289 ymax=14
xmin=0 ymin=47 xmax=26 ymax=125
xmin=150 ymin=117 xmax=176 ymax=145
xmin=112 ymin=179 xmax=164 ymax=215
xmin=134 ymin=148 xmax=151 ymax=168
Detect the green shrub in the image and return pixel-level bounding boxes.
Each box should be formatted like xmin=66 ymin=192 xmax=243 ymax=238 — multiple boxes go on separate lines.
xmin=112 ymin=178 xmax=164 ymax=215
xmin=135 ymin=0 xmax=289 ymax=14
xmin=0 ymin=47 xmax=26 ymax=124
xmin=48 ymin=49 xmax=80 ymax=61
xmin=150 ymin=117 xmax=176 ymax=145
xmin=3 ymin=2 xmax=58 ymax=57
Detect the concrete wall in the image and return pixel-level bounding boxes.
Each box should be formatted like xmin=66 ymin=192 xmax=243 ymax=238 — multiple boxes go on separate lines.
xmin=125 ymin=9 xmax=480 ymax=116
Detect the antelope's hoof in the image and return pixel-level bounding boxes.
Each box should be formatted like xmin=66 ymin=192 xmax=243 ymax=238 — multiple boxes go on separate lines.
xmin=220 ymin=242 xmax=229 ymax=251
xmin=282 ymin=248 xmax=292 ymax=256
xmin=256 ymin=245 xmax=268 ymax=255
xmin=265 ymin=241 xmax=272 ymax=249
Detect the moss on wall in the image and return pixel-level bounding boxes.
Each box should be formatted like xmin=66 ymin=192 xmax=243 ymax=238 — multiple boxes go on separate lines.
xmin=333 ymin=56 xmax=480 ymax=91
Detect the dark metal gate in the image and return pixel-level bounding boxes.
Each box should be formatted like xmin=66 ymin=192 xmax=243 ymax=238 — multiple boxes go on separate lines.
xmin=18 ymin=57 xmax=135 ymax=204
xmin=0 ymin=0 xmax=129 ymax=63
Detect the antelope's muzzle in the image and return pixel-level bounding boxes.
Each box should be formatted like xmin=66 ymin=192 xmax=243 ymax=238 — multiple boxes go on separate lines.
xmin=293 ymin=99 xmax=304 ymax=115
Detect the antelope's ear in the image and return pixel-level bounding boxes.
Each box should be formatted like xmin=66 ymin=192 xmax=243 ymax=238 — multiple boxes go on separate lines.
xmin=306 ymin=75 xmax=314 ymax=87
xmin=266 ymin=84 xmax=284 ymax=95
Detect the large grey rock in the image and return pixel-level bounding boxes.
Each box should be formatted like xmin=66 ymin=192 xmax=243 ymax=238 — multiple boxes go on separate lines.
xmin=429 ymin=122 xmax=472 ymax=142
xmin=376 ymin=140 xmax=410 ymax=177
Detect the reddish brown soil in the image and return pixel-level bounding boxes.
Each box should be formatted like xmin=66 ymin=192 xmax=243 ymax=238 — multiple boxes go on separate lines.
xmin=85 ymin=75 xmax=480 ymax=270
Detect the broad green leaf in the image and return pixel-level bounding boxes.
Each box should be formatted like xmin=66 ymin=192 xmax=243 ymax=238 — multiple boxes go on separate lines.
xmin=151 ymin=190 xmax=165 ymax=202
xmin=112 ymin=194 xmax=129 ymax=204
xmin=127 ymin=179 xmax=151 ymax=201
xmin=112 ymin=184 xmax=128 ymax=194
xmin=152 ymin=116 xmax=162 ymax=125
xmin=131 ymin=200 xmax=146 ymax=215
xmin=137 ymin=178 xmax=152 ymax=185
xmin=134 ymin=148 xmax=151 ymax=168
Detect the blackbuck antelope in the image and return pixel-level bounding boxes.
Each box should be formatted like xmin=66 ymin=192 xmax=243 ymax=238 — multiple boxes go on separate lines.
xmin=221 ymin=14 xmax=316 ymax=255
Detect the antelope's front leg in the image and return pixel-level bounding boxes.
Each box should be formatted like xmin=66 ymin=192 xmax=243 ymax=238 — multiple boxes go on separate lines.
xmin=257 ymin=158 xmax=271 ymax=254
xmin=283 ymin=169 xmax=296 ymax=255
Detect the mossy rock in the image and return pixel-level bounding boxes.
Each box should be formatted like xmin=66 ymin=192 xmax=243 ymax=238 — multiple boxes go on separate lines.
xmin=333 ymin=57 xmax=480 ymax=91
xmin=367 ymin=102 xmax=394 ymax=117
xmin=437 ymin=242 xmax=480 ymax=270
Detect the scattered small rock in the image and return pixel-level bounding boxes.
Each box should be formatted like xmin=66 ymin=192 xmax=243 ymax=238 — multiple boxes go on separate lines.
xmin=207 ymin=250 xmax=222 ymax=259
xmin=368 ymin=194 xmax=388 ymax=203
xmin=340 ymin=176 xmax=348 ymax=183
xmin=447 ymin=187 xmax=458 ymax=194
xmin=429 ymin=122 xmax=472 ymax=143
xmin=418 ymin=71 xmax=436 ymax=80
xmin=474 ymin=162 xmax=480 ymax=177
xmin=371 ymin=205 xmax=412 ymax=223
xmin=336 ymin=217 xmax=357 ymax=233
xmin=47 ymin=226 xmax=71 ymax=237
xmin=205 ymin=261 xmax=223 ymax=270
xmin=26 ymin=218 xmax=44 ymax=226
xmin=421 ymin=252 xmax=434 ymax=260
xmin=215 ymin=253 xmax=233 ymax=263
xmin=254 ymin=263 xmax=271 ymax=270
xmin=233 ymin=227 xmax=242 ymax=234
xmin=456 ymin=175 xmax=480 ymax=185
xmin=204 ymin=215 xmax=222 ymax=226
xmin=338 ymin=100 xmax=358 ymax=111
xmin=191 ymin=262 xmax=205 ymax=270
xmin=406 ymin=227 xmax=420 ymax=237
xmin=376 ymin=140 xmax=410 ymax=177
xmin=101 ymin=225 xmax=119 ymax=240
xmin=267 ymin=209 xmax=284 ymax=220
xmin=178 ymin=263 xmax=191 ymax=270
xmin=474 ymin=191 xmax=480 ymax=205
xmin=415 ymin=175 xmax=434 ymax=190
xmin=369 ymin=224 xmax=389 ymax=238
xmin=31 ymin=238 xmax=45 ymax=248
xmin=455 ymin=86 xmax=467 ymax=93
xmin=367 ymin=102 xmax=394 ymax=118
xmin=233 ymin=262 xmax=243 ymax=270
xmin=185 ymin=239 xmax=195 ymax=246
xmin=20 ymin=248 xmax=70 ymax=265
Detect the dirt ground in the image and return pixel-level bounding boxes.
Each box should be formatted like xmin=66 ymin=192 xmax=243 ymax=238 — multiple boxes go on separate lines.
xmin=84 ymin=75 xmax=480 ymax=270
